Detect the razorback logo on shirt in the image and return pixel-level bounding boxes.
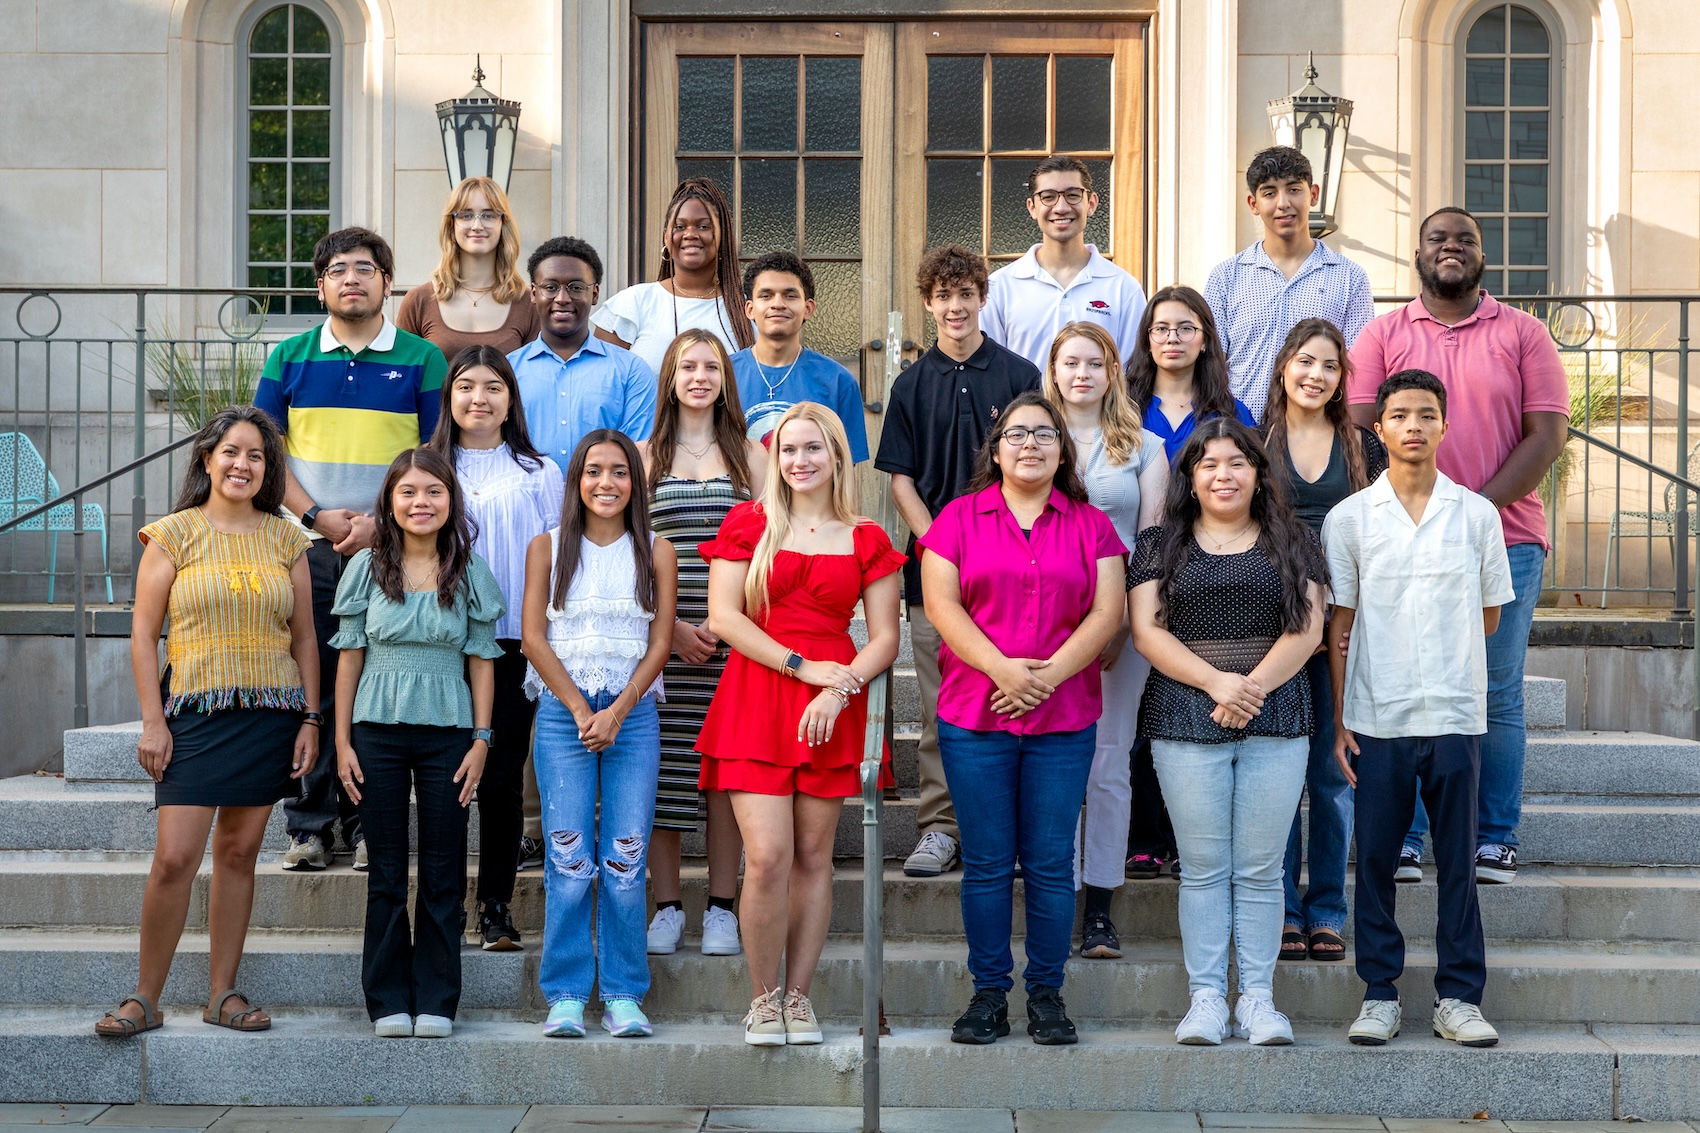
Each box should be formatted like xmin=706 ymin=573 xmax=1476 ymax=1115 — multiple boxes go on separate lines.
xmin=1087 ymin=300 xmax=1110 ymax=312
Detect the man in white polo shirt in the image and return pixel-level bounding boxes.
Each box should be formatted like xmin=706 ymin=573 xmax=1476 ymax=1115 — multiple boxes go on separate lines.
xmin=983 ymin=155 xmax=1147 ymax=370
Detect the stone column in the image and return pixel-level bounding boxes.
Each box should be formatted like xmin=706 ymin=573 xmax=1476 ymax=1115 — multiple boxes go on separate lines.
xmin=558 ymin=0 xmax=634 ymax=288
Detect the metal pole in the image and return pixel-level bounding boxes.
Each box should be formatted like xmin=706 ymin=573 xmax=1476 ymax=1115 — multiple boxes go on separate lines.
xmin=860 ymin=669 xmax=888 ymax=1133
xmin=131 ymin=292 xmax=148 ymax=595
xmin=1673 ymin=301 xmax=1691 ymax=618
xmin=73 ymin=491 xmax=87 ymax=729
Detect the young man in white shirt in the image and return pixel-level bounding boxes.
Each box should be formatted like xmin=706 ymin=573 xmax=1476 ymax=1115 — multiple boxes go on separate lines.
xmin=983 ymin=155 xmax=1147 ymax=370
xmin=1324 ymin=370 xmax=1515 ymax=1050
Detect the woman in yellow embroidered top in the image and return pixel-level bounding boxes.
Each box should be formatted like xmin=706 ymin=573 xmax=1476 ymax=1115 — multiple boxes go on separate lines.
xmin=97 ymin=406 xmax=320 ymax=1039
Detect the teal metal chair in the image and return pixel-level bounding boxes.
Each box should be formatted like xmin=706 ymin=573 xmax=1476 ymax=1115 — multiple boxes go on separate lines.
xmin=0 ymin=432 xmax=113 ymax=603
xmin=1599 ymin=441 xmax=1700 ymax=608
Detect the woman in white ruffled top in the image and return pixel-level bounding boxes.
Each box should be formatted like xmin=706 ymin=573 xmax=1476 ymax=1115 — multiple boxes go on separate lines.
xmin=521 ymin=428 xmax=677 ymax=1040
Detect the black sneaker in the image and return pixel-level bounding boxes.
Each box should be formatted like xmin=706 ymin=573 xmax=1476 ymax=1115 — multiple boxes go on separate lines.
xmin=950 ymin=988 xmax=1010 ymax=1045
xmin=1025 ymin=986 xmax=1078 ymax=1045
xmin=1395 ymin=847 xmax=1423 ymax=883
xmin=479 ymin=901 xmax=522 ymax=952
xmin=1169 ymin=855 xmax=1182 ymax=878
xmin=1475 ymin=843 xmax=1517 ymax=884
xmin=517 ymin=836 xmax=544 ymax=872
xmin=1079 ymin=911 xmax=1122 ymax=959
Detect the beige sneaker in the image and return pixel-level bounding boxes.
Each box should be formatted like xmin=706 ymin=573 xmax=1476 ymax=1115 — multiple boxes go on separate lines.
xmin=743 ymin=988 xmax=786 ymax=1047
xmin=782 ymin=987 xmax=822 ymax=1045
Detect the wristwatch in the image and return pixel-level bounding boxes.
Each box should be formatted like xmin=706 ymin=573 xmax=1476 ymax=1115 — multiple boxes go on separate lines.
xmin=300 ymin=505 xmax=322 ymax=532
xmin=472 ymin=728 xmax=494 ymax=744
xmin=783 ymin=650 xmax=804 ymax=676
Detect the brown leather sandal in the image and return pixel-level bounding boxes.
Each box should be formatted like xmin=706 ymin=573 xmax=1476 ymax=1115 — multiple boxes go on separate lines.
xmin=95 ymin=993 xmax=163 ymax=1038
xmin=202 ymin=988 xmax=272 ymax=1031
xmin=1308 ymin=928 xmax=1347 ymax=961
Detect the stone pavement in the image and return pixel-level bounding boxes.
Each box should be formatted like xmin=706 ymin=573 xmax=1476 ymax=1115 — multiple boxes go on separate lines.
xmin=3 ymin=1105 xmax=1699 ymax=1133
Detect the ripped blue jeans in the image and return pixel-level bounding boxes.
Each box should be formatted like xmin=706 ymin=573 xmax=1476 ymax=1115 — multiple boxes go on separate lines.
xmin=534 ymin=687 xmax=661 ymax=1005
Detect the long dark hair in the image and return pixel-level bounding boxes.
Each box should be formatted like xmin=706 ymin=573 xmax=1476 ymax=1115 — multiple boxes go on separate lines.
xmin=369 ymin=448 xmax=475 ymax=609
xmin=1127 ymin=285 xmax=1237 ymax=424
xmin=648 ymin=329 xmax=755 ymax=498
xmin=175 ymin=405 xmax=289 ymax=514
xmin=1151 ymin=418 xmax=1323 ymax=635
xmin=964 ymin=390 xmax=1089 ymax=503
xmin=657 ymin=177 xmax=754 ymax=349
xmin=428 ymin=345 xmax=548 ymax=472
xmin=1260 ymin=318 xmax=1370 ymax=492
xmin=550 ymin=430 xmax=658 ymax=615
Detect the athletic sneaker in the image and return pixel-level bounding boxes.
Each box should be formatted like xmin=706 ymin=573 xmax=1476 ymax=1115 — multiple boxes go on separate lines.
xmin=1395 ymin=847 xmax=1423 ymax=883
xmin=701 ymin=905 xmax=742 ymax=956
xmin=1349 ymin=998 xmax=1402 ymax=1045
xmin=351 ymin=837 xmax=369 ymax=872
xmin=1124 ymin=853 xmax=1164 ymax=880
xmin=517 ymin=835 xmax=545 ymax=871
xmin=1025 ymin=986 xmax=1078 ymax=1045
xmin=1079 ymin=911 xmax=1122 ymax=959
xmin=1174 ymin=988 xmax=1229 ymax=1046
xmin=647 ymin=906 xmax=685 ymax=955
xmin=743 ymin=988 xmax=787 ymax=1047
xmin=903 ymin=831 xmax=960 ymax=877
xmin=544 ymin=999 xmax=586 ymax=1038
xmin=782 ymin=987 xmax=823 ymax=1045
xmin=373 ymin=1012 xmax=412 ymax=1038
xmin=1233 ymin=992 xmax=1293 ymax=1046
xmin=1475 ymin=843 xmax=1517 ymax=885
xmin=479 ymin=900 xmax=522 ymax=952
xmin=950 ymin=988 xmax=1010 ymax=1045
xmin=601 ymin=998 xmax=653 ymax=1038
xmin=413 ymin=1013 xmax=452 ymax=1038
xmin=282 ymin=833 xmax=329 ymax=872
xmin=1433 ymin=998 xmax=1500 ymax=1046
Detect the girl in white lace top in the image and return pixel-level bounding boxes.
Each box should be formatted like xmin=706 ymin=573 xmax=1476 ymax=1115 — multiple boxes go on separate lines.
xmin=520 ymin=429 xmax=677 ymax=1040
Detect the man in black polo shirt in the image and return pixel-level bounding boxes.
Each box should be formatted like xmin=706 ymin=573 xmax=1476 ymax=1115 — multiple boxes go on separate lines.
xmin=877 ymin=244 xmax=1043 ymax=877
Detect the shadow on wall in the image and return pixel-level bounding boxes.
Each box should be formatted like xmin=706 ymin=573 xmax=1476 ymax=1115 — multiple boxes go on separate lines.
xmin=1604 ymin=212 xmax=1700 ymax=295
xmin=1329 ymin=134 xmax=1411 ymax=275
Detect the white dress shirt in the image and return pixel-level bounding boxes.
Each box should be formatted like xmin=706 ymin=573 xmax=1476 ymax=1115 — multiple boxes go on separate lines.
xmin=1323 ymin=471 xmax=1515 ymax=739
xmin=984 ymin=244 xmax=1147 ymax=370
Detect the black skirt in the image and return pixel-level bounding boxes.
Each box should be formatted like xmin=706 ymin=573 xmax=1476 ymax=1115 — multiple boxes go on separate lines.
xmin=156 ymin=706 xmax=300 ymax=808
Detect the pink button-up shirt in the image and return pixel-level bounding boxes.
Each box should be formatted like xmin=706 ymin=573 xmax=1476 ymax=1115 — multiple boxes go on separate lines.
xmin=1346 ymin=293 xmax=1570 ymax=550
xmin=915 ymin=483 xmax=1125 ymax=735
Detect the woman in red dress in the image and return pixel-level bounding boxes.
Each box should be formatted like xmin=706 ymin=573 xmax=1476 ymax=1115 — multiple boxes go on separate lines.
xmin=697 ymin=401 xmax=904 ymax=1047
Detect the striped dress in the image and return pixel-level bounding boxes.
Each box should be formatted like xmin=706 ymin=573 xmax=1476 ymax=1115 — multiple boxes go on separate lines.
xmin=650 ymin=474 xmax=746 ymax=830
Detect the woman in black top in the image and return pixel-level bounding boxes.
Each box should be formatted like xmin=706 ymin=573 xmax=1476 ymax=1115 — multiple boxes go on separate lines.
xmin=1128 ymin=418 xmax=1326 ymax=1048
xmin=1261 ymin=318 xmax=1388 ymax=965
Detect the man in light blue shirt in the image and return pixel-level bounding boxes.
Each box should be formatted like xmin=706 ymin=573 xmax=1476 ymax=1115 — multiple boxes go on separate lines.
xmin=511 ymin=236 xmax=657 ymax=470
xmin=731 ymin=250 xmax=870 ymax=463
xmin=1205 ymin=146 xmax=1375 ymax=420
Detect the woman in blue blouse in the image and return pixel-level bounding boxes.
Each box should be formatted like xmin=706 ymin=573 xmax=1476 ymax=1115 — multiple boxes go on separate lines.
xmin=333 ymin=447 xmax=504 ymax=1040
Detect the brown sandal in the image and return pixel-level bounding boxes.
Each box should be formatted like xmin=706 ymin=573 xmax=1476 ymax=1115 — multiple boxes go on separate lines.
xmin=95 ymin=993 xmax=163 ymax=1038
xmin=203 ymin=988 xmax=271 ymax=1032
xmin=1279 ymin=927 xmax=1308 ymax=961
xmin=1308 ymin=928 xmax=1347 ymax=961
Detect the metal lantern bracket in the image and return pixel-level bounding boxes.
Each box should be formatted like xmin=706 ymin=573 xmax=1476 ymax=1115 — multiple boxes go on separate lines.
xmin=1265 ymin=52 xmax=1353 ymax=239
xmin=436 ymin=54 xmax=522 ymax=192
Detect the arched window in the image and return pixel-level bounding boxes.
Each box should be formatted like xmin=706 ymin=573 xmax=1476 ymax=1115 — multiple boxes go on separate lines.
xmin=1462 ymin=3 xmax=1555 ymax=295
xmin=240 ymin=2 xmax=338 ymax=317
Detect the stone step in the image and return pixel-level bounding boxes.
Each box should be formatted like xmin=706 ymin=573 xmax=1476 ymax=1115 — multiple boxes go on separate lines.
xmin=9 ymin=1007 xmax=1690 ymax=1121
xmin=1523 ymin=731 xmax=1700 ymax=796
xmin=2 ymin=929 xmax=1698 ymax=1027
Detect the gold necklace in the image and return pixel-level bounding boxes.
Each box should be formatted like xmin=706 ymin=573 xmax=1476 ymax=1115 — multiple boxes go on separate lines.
xmin=677 ymin=436 xmax=714 ymax=459
xmin=461 ymin=282 xmax=497 ymax=308
xmin=403 ymin=558 xmax=440 ymax=591
xmin=1200 ymin=519 xmax=1257 ymax=551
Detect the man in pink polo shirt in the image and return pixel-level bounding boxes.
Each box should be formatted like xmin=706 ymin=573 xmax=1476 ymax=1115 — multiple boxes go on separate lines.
xmin=1346 ymin=206 xmax=1569 ymax=887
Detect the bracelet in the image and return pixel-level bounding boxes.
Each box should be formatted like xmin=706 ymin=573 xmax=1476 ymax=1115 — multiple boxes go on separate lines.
xmin=302 ymin=712 xmax=324 ymax=727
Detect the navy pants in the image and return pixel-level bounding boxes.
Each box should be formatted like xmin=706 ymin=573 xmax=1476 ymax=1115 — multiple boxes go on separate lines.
xmin=1352 ymin=733 xmax=1487 ymax=1006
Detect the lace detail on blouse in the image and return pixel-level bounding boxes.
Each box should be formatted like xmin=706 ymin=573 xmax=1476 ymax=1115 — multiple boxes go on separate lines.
xmin=523 ymin=530 xmax=665 ymax=701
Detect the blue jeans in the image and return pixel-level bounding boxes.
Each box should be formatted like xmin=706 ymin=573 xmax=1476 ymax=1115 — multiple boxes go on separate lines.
xmin=1282 ymin=654 xmax=1353 ymax=933
xmin=534 ymin=688 xmax=661 ymax=1006
xmin=939 ymin=721 xmax=1096 ymax=994
xmin=1153 ymin=735 xmax=1308 ymax=997
xmin=1406 ymin=543 xmax=1545 ymax=854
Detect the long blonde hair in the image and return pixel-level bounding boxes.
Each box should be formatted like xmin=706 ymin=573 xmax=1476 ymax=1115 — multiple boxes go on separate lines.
xmin=431 ymin=177 xmax=527 ymax=304
xmin=1043 ymin=321 xmax=1145 ymax=465
xmin=745 ymin=402 xmax=858 ymax=614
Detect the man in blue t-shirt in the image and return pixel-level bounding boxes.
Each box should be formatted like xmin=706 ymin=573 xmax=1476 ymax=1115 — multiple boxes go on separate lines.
xmin=731 ymin=251 xmax=870 ymax=463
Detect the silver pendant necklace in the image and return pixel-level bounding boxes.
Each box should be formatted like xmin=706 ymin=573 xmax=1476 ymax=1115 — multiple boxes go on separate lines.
xmin=755 ymin=349 xmax=802 ymax=400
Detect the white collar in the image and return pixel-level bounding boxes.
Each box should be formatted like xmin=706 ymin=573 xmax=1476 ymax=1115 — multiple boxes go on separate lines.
xmin=319 ymin=315 xmax=397 ymax=355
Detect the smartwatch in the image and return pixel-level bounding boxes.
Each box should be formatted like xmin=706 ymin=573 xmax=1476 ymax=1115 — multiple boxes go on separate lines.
xmin=472 ymin=728 xmax=494 ymax=744
xmin=300 ymin=505 xmax=322 ymax=532
xmin=783 ymin=650 xmax=804 ymax=676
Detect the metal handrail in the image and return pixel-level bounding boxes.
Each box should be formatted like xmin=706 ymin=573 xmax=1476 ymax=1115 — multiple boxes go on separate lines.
xmin=0 ymin=433 xmax=197 ymax=536
xmin=859 ymin=668 xmax=889 ymax=1133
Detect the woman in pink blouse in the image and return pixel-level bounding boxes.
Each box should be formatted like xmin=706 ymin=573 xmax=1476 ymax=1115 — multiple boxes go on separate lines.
xmin=916 ymin=390 xmax=1126 ymax=1048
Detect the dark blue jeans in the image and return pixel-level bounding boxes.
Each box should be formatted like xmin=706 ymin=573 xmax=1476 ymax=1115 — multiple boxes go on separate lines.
xmin=1283 ymin=654 xmax=1354 ymax=933
xmin=939 ymin=721 xmax=1096 ymax=994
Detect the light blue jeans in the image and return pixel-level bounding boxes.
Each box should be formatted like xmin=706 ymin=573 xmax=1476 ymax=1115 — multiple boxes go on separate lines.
xmin=1153 ymin=735 xmax=1309 ymax=997
xmin=1406 ymin=543 xmax=1545 ymax=854
xmin=534 ymin=688 xmax=661 ymax=1006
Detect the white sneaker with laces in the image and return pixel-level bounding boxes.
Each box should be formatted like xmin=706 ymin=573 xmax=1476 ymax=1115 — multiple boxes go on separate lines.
xmin=1174 ymin=988 xmax=1229 ymax=1046
xmin=1233 ymin=992 xmax=1294 ymax=1046
xmin=701 ymin=905 xmax=742 ymax=955
xmin=1349 ymin=998 xmax=1402 ymax=1045
xmin=282 ymin=833 xmax=329 ymax=872
xmin=903 ymin=831 xmax=961 ymax=877
xmin=1433 ymin=998 xmax=1499 ymax=1046
xmin=647 ymin=905 xmax=684 ymax=955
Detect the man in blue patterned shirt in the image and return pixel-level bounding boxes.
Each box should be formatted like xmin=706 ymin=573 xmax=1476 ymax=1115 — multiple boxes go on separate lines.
xmin=1204 ymin=146 xmax=1375 ymax=420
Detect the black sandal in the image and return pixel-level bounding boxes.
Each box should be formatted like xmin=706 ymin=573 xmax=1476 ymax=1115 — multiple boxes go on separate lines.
xmin=1308 ymin=928 xmax=1347 ymax=962
xmin=95 ymin=993 xmax=163 ymax=1038
xmin=1279 ymin=927 xmax=1308 ymax=961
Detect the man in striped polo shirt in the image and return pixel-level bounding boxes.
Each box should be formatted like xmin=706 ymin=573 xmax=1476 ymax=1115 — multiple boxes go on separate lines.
xmin=256 ymin=226 xmax=446 ymax=872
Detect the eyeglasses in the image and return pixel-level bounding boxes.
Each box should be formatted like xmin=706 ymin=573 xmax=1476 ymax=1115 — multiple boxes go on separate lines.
xmin=536 ymin=281 xmax=595 ymax=299
xmin=1149 ymin=323 xmax=1202 ymax=343
xmin=322 ymin=262 xmax=380 ymax=280
xmin=452 ymin=209 xmax=503 ymax=225
xmin=1032 ymin=189 xmax=1087 ymax=207
xmin=999 ymin=426 xmax=1061 ymax=447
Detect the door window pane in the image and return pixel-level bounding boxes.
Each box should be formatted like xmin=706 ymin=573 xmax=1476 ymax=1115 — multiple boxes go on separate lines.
xmin=804 ymin=160 xmax=860 ymax=256
xmin=678 ymin=58 xmax=735 ymax=151
xmin=927 ymin=159 xmax=982 ymax=249
xmin=806 ymin=57 xmax=860 ymax=151
xmin=741 ymin=159 xmax=797 ymax=252
xmin=990 ymin=159 xmax=1034 ymax=256
xmin=990 ymin=56 xmax=1047 ymax=150
xmin=1055 ymin=57 xmax=1112 ymax=151
xmin=1084 ymin=159 xmax=1112 ymax=251
xmin=806 ymin=261 xmax=862 ymax=362
xmin=928 ymin=57 xmax=983 ymax=151
xmin=741 ymin=57 xmax=799 ymax=152
xmin=677 ymin=158 xmax=734 ymax=196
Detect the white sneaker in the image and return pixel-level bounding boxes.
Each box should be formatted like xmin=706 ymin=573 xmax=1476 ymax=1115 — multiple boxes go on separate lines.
xmin=413 ymin=1013 xmax=453 ymax=1038
xmin=282 ymin=833 xmax=329 ymax=872
xmin=1174 ymin=988 xmax=1229 ymax=1046
xmin=374 ymin=1012 xmax=412 ymax=1038
xmin=903 ymin=831 xmax=961 ymax=877
xmin=1233 ymin=992 xmax=1294 ymax=1046
xmin=647 ymin=905 xmax=684 ymax=955
xmin=1433 ymin=998 xmax=1499 ymax=1047
xmin=1349 ymin=999 xmax=1402 ymax=1045
xmin=701 ymin=905 xmax=743 ymax=956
